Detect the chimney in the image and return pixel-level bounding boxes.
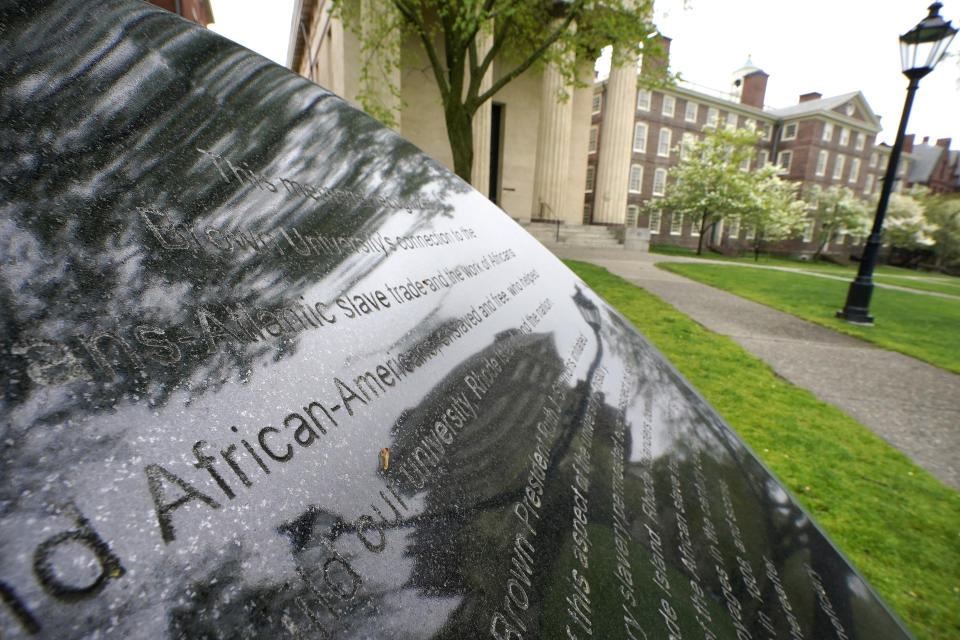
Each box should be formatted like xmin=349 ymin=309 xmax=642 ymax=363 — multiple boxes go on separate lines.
xmin=799 ymin=92 xmax=822 ymax=103
xmin=740 ymin=70 xmax=768 ymax=108
xmin=936 ymin=137 xmax=952 ymax=148
xmin=903 ymin=134 xmax=915 ymax=153
xmin=641 ymin=35 xmax=671 ymax=79
xmin=923 ymin=136 xmax=930 ymax=144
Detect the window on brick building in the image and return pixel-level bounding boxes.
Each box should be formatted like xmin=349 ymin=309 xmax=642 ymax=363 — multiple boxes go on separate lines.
xmin=839 ymin=127 xmax=850 ymax=146
xmin=649 ymin=210 xmax=662 ymax=234
xmin=662 ymin=95 xmax=675 ymax=117
xmin=745 ymin=224 xmax=756 ymax=241
xmin=582 ymin=203 xmax=592 ymax=224
xmin=680 ymin=132 xmax=696 ymax=159
xmin=782 ymin=123 xmax=798 ymax=140
xmin=629 ymin=165 xmax=643 ymax=193
xmin=833 ymin=154 xmax=845 ymax=180
xmin=726 ymin=112 xmax=737 ymax=128
xmin=739 ymin=155 xmax=751 ymax=171
xmin=849 ymin=158 xmax=860 ymax=184
xmin=685 ymin=101 xmax=698 ymax=122
xmin=626 ymin=205 xmax=639 ymax=227
xmin=757 ymin=150 xmax=769 ymax=166
xmin=585 ymin=166 xmax=594 ymax=192
xmin=633 ymin=123 xmax=647 ymax=153
xmin=728 ymin=215 xmax=741 ymax=238
xmin=706 ymin=108 xmax=718 ymax=128
xmin=855 ymin=132 xmax=865 ymax=150
xmin=652 ymin=168 xmax=667 ymax=196
xmin=637 ymin=90 xmax=651 ymax=111
xmin=588 ymin=126 xmax=598 ymax=153
xmin=591 ymin=93 xmax=602 ymax=114
xmin=670 ymin=213 xmax=683 ymax=235
xmin=777 ymin=150 xmax=792 ymax=172
xmin=815 ymin=150 xmax=828 ymax=177
xmin=822 ymin=122 xmax=833 ymax=142
xmin=802 ymin=220 xmax=815 ymax=242
xmin=865 ymin=173 xmax=875 ymax=194
xmin=870 ymin=152 xmax=878 ymax=168
xmin=658 ymin=128 xmax=672 ymax=157
xmin=758 ymin=122 xmax=772 ymax=140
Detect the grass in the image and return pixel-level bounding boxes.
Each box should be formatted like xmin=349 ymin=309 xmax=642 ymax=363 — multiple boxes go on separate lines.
xmin=657 ymin=263 xmax=960 ymax=375
xmin=565 ymin=259 xmax=960 ymax=640
xmin=649 ymin=243 xmax=960 ymax=296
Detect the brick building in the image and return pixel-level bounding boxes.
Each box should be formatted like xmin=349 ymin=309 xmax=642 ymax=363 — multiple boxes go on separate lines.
xmin=587 ymin=40 xmax=916 ymax=256
xmin=905 ymin=135 xmax=960 ymax=194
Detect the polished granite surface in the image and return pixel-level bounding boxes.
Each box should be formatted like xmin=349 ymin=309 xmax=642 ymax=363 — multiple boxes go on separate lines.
xmin=0 ymin=1 xmax=913 ymax=638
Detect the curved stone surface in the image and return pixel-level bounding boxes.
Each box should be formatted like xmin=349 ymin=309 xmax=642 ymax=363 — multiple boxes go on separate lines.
xmin=0 ymin=2 xmax=913 ymax=639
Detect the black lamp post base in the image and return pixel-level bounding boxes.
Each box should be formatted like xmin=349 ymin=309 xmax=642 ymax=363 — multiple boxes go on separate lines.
xmin=837 ymin=279 xmax=875 ymax=325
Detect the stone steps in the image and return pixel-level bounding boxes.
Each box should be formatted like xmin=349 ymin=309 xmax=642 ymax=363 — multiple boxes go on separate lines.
xmin=522 ymin=222 xmax=624 ymax=249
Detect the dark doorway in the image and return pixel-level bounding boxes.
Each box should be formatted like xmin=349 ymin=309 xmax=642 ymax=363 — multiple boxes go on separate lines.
xmin=489 ymin=102 xmax=504 ymax=204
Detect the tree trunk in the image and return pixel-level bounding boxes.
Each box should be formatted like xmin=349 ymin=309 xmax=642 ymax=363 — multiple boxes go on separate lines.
xmin=445 ymin=101 xmax=475 ymax=183
xmin=696 ymin=214 xmax=709 ymax=255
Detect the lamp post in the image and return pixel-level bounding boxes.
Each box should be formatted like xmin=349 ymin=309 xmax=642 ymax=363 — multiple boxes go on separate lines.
xmin=838 ymin=3 xmax=957 ymax=325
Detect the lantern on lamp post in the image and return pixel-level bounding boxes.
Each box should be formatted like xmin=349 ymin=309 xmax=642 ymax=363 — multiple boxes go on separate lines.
xmin=838 ymin=2 xmax=957 ymax=324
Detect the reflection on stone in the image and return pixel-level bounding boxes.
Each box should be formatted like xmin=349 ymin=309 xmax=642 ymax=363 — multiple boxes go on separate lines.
xmin=0 ymin=1 xmax=913 ymax=639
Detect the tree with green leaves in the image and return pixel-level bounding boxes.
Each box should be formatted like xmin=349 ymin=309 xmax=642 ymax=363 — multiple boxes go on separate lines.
xmin=923 ymin=192 xmax=960 ymax=268
xmin=741 ymin=172 xmax=808 ymax=262
xmin=804 ymin=184 xmax=869 ymax=259
xmin=883 ymin=190 xmax=933 ymax=249
xmin=331 ymin=0 xmax=662 ymax=182
xmin=653 ymin=124 xmax=767 ymax=255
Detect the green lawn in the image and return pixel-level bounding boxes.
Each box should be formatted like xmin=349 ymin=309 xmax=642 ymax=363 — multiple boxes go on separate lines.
xmin=565 ymin=259 xmax=960 ymax=640
xmin=649 ymin=244 xmax=960 ymax=296
xmin=657 ymin=262 xmax=960 ymax=375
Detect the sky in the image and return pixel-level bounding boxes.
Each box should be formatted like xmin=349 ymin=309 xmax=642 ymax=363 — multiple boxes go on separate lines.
xmin=208 ymin=0 xmax=960 ymax=148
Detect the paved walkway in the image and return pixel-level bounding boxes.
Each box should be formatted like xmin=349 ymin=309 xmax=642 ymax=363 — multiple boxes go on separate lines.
xmin=549 ymin=245 xmax=960 ymax=491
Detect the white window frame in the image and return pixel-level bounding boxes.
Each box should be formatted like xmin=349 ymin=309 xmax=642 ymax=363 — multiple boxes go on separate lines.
xmin=815 ymin=150 xmax=828 ymax=177
xmin=758 ymin=122 xmax=772 ymax=140
xmin=833 ymin=154 xmax=846 ymax=180
xmin=706 ymin=107 xmax=718 ymax=128
xmin=585 ymin=165 xmax=594 ymax=192
xmin=649 ymin=210 xmax=662 ymax=234
xmin=626 ymin=205 xmax=639 ymax=227
xmin=870 ymin=152 xmax=878 ymax=168
xmin=637 ymin=89 xmax=651 ymax=111
xmin=865 ymin=173 xmax=875 ymax=195
xmin=582 ymin=203 xmax=591 ymax=225
xmin=657 ymin=128 xmax=672 ymax=157
xmin=680 ymin=132 xmax=696 ymax=160
xmin=652 ymin=168 xmax=667 ymax=196
xmin=745 ymin=224 xmax=756 ymax=241
xmin=727 ymin=215 xmax=741 ymax=239
xmin=839 ymin=127 xmax=850 ymax=146
xmin=849 ymin=157 xmax=861 ymax=184
xmin=685 ymin=101 xmax=698 ymax=122
xmin=662 ymin=95 xmax=675 ymax=117
xmin=822 ymin=122 xmax=833 ymax=143
xmin=588 ymin=126 xmax=598 ymax=153
xmin=739 ymin=155 xmax=751 ymax=172
xmin=802 ymin=220 xmax=815 ymax=243
xmin=628 ymin=165 xmax=643 ymax=193
xmin=777 ymin=150 xmax=792 ymax=173
xmin=757 ymin=150 xmax=769 ymax=166
xmin=855 ymin=132 xmax=866 ymax=151
xmin=726 ymin=112 xmax=738 ymax=128
xmin=591 ymin=93 xmax=602 ymax=114
xmin=782 ymin=123 xmax=798 ymax=141
xmin=633 ymin=122 xmax=648 ymax=153
xmin=670 ymin=213 xmax=683 ymax=235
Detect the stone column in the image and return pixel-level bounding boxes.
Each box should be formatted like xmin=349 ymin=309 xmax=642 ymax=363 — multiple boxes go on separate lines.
xmin=532 ymin=49 xmax=574 ymax=221
xmin=592 ymin=48 xmax=637 ymax=224
xmin=471 ymin=29 xmax=493 ymax=195
xmin=360 ymin=0 xmax=402 ymax=131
